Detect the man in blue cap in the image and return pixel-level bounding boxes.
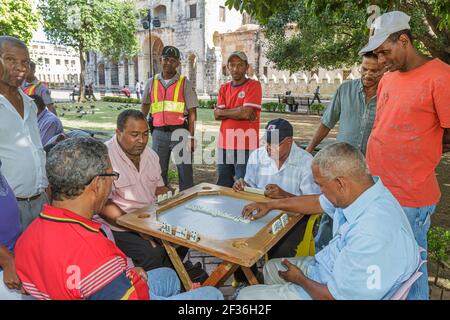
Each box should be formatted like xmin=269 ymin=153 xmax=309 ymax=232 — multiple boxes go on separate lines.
xmin=234 ymin=118 xmax=320 ymax=258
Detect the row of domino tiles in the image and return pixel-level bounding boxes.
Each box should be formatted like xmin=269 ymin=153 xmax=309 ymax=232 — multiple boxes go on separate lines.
xmin=185 ymin=203 xmax=251 ymax=224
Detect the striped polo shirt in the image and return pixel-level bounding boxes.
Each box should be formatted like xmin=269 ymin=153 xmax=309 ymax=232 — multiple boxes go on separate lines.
xmin=14 ymin=204 xmax=149 ymax=300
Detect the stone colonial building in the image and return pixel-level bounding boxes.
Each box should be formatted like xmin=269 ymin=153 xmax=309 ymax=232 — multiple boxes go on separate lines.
xmin=30 ymin=25 xmax=81 ymax=87
xmin=85 ymin=0 xmax=244 ymax=95
xmin=86 ymin=0 xmax=360 ymax=97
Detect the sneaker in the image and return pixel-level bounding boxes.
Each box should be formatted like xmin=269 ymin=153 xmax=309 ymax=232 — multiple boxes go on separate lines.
xmin=184 ymin=260 xmax=209 ymax=283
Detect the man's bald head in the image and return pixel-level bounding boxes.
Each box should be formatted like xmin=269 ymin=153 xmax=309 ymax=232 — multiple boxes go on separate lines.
xmin=0 ymin=36 xmax=27 ymax=55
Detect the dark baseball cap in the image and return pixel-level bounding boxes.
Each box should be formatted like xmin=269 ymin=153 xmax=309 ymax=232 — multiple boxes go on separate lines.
xmin=264 ymin=118 xmax=293 ymax=144
xmin=161 ymin=46 xmax=180 ymax=59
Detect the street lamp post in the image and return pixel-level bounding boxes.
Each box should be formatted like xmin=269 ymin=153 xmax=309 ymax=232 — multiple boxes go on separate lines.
xmin=149 ymin=19 xmax=153 ymax=78
xmin=142 ymin=9 xmax=161 ymax=78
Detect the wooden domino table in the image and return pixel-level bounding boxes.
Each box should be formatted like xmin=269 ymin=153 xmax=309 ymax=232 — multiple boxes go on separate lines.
xmin=117 ymin=183 xmax=304 ymax=291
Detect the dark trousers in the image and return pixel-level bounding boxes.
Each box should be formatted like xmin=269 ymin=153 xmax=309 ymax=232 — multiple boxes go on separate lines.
xmin=112 ymin=230 xmax=188 ymax=271
xmin=217 ymin=148 xmax=251 ymax=187
xmin=311 ymin=93 xmax=321 ymax=104
xmin=152 ymin=128 xmax=194 ymax=191
xmin=288 ymin=103 xmax=298 ymax=113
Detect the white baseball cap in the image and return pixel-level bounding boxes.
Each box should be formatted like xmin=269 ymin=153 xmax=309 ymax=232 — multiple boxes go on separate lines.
xmin=359 ymin=11 xmax=411 ymax=56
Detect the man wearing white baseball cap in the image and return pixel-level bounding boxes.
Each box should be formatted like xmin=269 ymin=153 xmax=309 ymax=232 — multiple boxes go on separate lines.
xmin=360 ymin=11 xmax=450 ymax=300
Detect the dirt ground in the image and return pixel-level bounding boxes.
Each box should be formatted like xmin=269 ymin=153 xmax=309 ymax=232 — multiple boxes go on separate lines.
xmin=189 ymin=112 xmax=450 ymax=299
xmin=192 ymin=112 xmax=449 ymax=230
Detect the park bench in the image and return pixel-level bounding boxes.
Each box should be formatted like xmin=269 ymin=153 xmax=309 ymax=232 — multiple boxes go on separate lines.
xmin=69 ymin=90 xmax=80 ymax=101
xmin=277 ymin=94 xmax=312 ymax=114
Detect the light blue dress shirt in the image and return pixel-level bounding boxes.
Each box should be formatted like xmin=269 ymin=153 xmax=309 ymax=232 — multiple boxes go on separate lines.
xmin=244 ymin=143 xmax=320 ymax=196
xmin=306 ymin=177 xmax=419 ymax=299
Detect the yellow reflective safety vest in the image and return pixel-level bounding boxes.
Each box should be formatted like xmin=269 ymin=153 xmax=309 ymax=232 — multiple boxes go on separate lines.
xmin=151 ymin=75 xmax=186 ymax=127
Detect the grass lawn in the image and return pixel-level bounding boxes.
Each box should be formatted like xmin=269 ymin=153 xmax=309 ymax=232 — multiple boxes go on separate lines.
xmin=57 ymin=101 xmax=218 ymax=133
xmin=55 ymin=101 xmax=450 ymax=298
xmin=56 ymin=101 xmax=333 ymax=145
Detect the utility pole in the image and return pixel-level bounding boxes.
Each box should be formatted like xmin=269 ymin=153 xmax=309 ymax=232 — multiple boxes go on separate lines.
xmin=149 ymin=12 xmax=153 ymax=78
xmin=142 ymin=8 xmax=160 ymax=78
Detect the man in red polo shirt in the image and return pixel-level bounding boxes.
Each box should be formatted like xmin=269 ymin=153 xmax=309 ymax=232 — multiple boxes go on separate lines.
xmin=214 ymin=51 xmax=262 ymax=187
xmin=14 ymin=137 xmax=223 ymax=300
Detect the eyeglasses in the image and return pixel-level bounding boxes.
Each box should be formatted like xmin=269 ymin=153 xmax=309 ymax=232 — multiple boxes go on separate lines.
xmin=267 ymin=137 xmax=289 ymax=149
xmin=85 ymin=171 xmax=120 ymax=185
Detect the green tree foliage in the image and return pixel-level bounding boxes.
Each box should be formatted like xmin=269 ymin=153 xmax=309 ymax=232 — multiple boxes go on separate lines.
xmin=225 ymin=0 xmax=450 ymax=72
xmin=38 ymin=0 xmax=139 ymax=100
xmin=0 ymin=0 xmax=38 ymax=43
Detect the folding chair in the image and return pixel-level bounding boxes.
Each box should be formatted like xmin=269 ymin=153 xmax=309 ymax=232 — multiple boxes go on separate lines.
xmin=390 ymin=247 xmax=427 ymax=300
xmin=295 ymin=214 xmax=321 ymax=256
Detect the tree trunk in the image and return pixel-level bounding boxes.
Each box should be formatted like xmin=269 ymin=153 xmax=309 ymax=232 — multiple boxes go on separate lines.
xmin=79 ymin=47 xmax=86 ymax=103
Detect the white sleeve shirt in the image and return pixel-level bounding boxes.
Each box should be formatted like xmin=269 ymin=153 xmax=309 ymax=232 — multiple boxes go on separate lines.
xmin=0 ymin=90 xmax=48 ymax=197
xmin=245 ymin=143 xmax=320 ymax=196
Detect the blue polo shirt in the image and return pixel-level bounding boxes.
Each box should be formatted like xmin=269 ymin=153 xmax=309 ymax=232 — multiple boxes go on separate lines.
xmin=37 ymin=108 xmax=64 ymax=146
xmin=0 ymin=161 xmax=22 ymax=262
xmin=307 ymin=177 xmax=419 ymax=299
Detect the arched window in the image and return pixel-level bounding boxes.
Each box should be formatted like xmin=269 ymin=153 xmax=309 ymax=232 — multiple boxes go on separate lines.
xmin=154 ymin=5 xmax=167 ymax=21
xmin=110 ymin=62 xmax=119 ymax=86
xmin=98 ymin=64 xmax=105 ymax=85
xmin=123 ymin=58 xmax=129 ymax=86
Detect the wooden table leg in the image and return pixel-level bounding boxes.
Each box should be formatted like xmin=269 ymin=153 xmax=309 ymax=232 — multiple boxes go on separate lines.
xmin=203 ymin=262 xmax=239 ymax=288
xmin=242 ymin=266 xmax=259 ymax=285
xmin=162 ymin=240 xmax=192 ymax=291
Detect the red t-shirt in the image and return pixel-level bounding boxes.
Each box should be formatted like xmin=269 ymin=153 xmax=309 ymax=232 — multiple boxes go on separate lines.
xmin=366 ymin=59 xmax=450 ymax=207
xmin=14 ymin=205 xmax=150 ymax=300
xmin=217 ymin=79 xmax=262 ymax=150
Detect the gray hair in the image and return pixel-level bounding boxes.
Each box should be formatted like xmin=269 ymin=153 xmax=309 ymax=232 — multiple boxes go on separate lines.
xmin=46 ymin=137 xmax=109 ymax=201
xmin=312 ymin=142 xmax=370 ymax=180
xmin=0 ymin=36 xmax=27 ymax=55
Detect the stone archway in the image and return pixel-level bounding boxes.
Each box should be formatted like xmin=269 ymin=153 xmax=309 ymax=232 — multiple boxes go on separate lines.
xmin=188 ymin=53 xmax=197 ymax=89
xmin=123 ymin=57 xmax=129 ymax=86
xmin=110 ymin=62 xmax=119 ymax=86
xmin=133 ymin=56 xmax=139 ymax=82
xmin=98 ymin=63 xmax=105 ymax=86
xmin=152 ymin=37 xmax=164 ymax=75
xmin=143 ymin=35 xmax=164 ymax=77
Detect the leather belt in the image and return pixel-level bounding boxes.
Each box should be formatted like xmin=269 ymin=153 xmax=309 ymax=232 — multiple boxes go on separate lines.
xmin=16 ymin=193 xmax=42 ymax=202
xmin=154 ymin=125 xmax=185 ymax=132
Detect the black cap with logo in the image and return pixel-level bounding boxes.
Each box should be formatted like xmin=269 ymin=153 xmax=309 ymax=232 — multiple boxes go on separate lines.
xmin=264 ymin=118 xmax=294 ymax=144
xmin=161 ymin=46 xmax=181 ymax=60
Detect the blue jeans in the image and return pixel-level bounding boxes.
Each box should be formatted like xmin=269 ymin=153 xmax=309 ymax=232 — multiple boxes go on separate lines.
xmin=402 ymin=205 xmax=436 ymax=300
xmin=217 ymin=149 xmax=250 ymax=187
xmin=147 ymin=268 xmax=223 ymax=300
xmin=314 ymin=214 xmax=333 ymax=252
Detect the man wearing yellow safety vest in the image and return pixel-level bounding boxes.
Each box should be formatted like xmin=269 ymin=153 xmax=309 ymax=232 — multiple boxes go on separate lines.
xmin=141 ymin=46 xmax=198 ymax=191
xmin=21 ymin=61 xmax=57 ymax=115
